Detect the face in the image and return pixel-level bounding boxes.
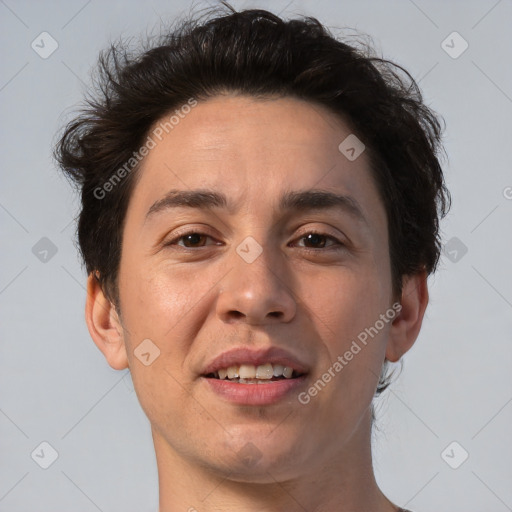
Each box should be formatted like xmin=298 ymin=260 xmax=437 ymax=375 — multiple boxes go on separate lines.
xmin=114 ymin=95 xmax=396 ymax=482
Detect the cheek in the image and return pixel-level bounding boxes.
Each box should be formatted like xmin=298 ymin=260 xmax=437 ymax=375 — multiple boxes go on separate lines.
xmin=300 ymin=265 xmax=389 ymax=403
xmin=118 ymin=265 xmax=209 ymax=424
xmin=117 ymin=263 xmax=206 ymax=392
xmin=120 ymin=262 xmax=215 ymax=339
xmin=119 ymin=261 xmax=225 ymax=397
xmin=300 ymin=263 xmax=388 ymax=344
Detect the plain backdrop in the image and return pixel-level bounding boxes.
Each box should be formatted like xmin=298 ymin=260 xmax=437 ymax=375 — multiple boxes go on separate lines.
xmin=1 ymin=1 xmax=511 ymax=511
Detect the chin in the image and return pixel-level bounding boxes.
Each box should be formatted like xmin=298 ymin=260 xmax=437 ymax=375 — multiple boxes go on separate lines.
xmin=208 ymin=455 xmax=304 ymax=484
xmin=206 ymin=430 xmax=309 ymax=481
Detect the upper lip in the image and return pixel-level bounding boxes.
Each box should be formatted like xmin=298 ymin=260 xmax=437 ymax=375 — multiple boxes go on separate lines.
xmin=201 ymin=346 xmax=309 ymax=376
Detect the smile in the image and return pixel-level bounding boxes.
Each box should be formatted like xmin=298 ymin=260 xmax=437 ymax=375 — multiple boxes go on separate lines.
xmin=205 ymin=362 xmax=304 ymax=383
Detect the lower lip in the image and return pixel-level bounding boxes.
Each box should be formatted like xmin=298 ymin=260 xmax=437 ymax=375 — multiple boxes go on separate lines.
xmin=203 ymin=375 xmax=308 ymax=405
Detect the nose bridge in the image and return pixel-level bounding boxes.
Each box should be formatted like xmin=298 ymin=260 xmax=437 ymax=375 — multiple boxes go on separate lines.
xmin=216 ymin=235 xmax=297 ymax=324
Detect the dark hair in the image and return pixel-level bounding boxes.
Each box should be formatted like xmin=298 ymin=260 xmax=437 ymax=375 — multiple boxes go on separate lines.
xmin=54 ymin=3 xmax=450 ymax=403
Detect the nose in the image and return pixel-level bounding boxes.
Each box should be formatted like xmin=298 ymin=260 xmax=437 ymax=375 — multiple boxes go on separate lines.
xmin=215 ymin=242 xmax=297 ymax=325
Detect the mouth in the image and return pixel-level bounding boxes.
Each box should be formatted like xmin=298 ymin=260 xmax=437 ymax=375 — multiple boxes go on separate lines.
xmin=204 ymin=362 xmax=306 ymax=384
xmin=200 ymin=347 xmax=310 ymax=405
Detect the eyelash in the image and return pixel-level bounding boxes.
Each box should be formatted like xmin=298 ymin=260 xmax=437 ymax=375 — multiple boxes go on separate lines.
xmin=163 ymin=229 xmax=344 ymax=252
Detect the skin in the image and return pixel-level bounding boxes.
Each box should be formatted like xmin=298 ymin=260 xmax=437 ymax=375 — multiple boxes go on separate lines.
xmin=86 ymin=95 xmax=428 ymax=511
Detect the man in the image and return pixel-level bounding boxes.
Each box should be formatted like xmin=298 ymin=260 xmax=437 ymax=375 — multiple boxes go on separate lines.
xmin=55 ymin=4 xmax=450 ymax=511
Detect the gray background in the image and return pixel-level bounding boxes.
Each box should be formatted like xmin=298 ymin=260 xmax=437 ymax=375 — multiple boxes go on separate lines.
xmin=1 ymin=0 xmax=511 ymax=511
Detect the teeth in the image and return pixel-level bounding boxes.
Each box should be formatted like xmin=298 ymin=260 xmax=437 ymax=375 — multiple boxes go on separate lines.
xmin=255 ymin=363 xmax=273 ymax=379
xmin=227 ymin=366 xmax=239 ymax=379
xmin=239 ymin=364 xmax=256 ymax=379
xmin=273 ymin=364 xmax=284 ymax=377
xmin=282 ymin=366 xmax=293 ymax=379
xmin=214 ymin=363 xmax=299 ymax=380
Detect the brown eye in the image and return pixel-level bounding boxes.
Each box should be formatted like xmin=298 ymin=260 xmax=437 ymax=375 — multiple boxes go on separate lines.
xmin=179 ymin=233 xmax=208 ymax=247
xmin=296 ymin=232 xmax=341 ymax=249
xmin=164 ymin=231 xmax=217 ymax=249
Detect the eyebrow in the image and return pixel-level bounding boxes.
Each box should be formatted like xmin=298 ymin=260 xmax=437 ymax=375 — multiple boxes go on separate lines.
xmin=144 ymin=188 xmax=368 ymax=225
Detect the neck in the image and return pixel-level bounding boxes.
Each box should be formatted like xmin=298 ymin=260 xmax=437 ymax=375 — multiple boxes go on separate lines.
xmin=154 ymin=411 xmax=399 ymax=512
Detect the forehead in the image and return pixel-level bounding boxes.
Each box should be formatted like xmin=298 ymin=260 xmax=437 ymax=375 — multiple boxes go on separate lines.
xmin=151 ymin=95 xmax=356 ymax=170
xmin=126 ymin=94 xmax=386 ymax=229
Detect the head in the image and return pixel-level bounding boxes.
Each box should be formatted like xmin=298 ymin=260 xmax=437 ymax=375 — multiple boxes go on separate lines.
xmin=55 ymin=4 xmax=449 ymax=483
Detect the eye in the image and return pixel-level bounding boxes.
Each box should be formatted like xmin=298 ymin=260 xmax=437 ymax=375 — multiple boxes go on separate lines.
xmin=164 ymin=231 xmax=219 ymax=249
xmin=163 ymin=230 xmax=344 ymax=251
xmin=293 ymin=231 xmax=343 ymax=250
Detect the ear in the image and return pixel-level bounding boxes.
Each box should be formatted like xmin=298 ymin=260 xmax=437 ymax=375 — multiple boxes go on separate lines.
xmin=85 ymin=272 xmax=129 ymax=370
xmin=386 ymin=270 xmax=429 ymax=362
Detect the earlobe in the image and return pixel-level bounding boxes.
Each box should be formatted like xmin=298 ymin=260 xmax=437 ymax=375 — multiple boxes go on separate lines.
xmin=85 ymin=272 xmax=129 ymax=370
xmin=386 ymin=271 xmax=429 ymax=362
